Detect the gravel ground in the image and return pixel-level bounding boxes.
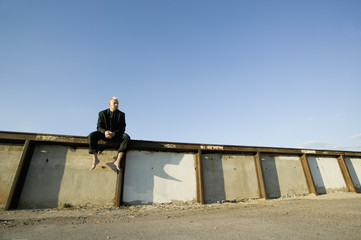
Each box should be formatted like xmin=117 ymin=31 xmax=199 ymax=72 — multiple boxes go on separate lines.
xmin=1 ymin=192 xmax=361 ymax=240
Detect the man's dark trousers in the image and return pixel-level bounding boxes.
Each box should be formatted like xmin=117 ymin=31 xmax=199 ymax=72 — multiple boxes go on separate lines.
xmin=88 ymin=131 xmax=130 ymax=154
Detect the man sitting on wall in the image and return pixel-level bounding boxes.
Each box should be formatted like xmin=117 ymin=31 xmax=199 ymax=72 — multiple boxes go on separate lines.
xmin=88 ymin=97 xmax=130 ymax=171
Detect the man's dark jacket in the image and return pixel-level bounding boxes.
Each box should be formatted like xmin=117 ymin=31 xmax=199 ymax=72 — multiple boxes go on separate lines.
xmin=97 ymin=109 xmax=126 ymax=137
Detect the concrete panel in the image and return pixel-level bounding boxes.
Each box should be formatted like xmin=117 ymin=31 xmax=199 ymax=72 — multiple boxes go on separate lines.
xmin=202 ymin=153 xmax=259 ymax=203
xmin=0 ymin=143 xmax=24 ymax=209
xmin=123 ymin=151 xmax=197 ymax=205
xmin=344 ymin=157 xmax=361 ymax=193
xmin=18 ymin=145 xmax=118 ymax=209
xmin=307 ymin=156 xmax=347 ymax=194
xmin=262 ymin=155 xmax=309 ymax=199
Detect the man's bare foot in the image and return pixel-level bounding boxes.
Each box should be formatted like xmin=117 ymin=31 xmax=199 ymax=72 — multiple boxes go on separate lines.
xmin=114 ymin=152 xmax=124 ymax=171
xmin=90 ymin=159 xmax=100 ymax=171
xmin=114 ymin=160 xmax=121 ymax=171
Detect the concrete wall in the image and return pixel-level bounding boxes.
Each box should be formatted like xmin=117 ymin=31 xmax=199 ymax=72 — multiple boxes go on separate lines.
xmin=19 ymin=145 xmax=118 ymax=208
xmin=307 ymin=156 xmax=347 ymax=194
xmin=0 ymin=142 xmax=24 ymax=209
xmin=261 ymin=154 xmax=309 ymax=198
xmin=202 ymin=153 xmax=259 ymax=203
xmin=345 ymin=157 xmax=361 ymax=192
xmin=2 ymin=132 xmax=361 ymax=210
xmin=123 ymin=150 xmax=197 ymax=204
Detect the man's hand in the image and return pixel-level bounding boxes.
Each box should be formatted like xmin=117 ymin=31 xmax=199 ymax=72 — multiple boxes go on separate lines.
xmin=105 ymin=131 xmax=115 ymax=139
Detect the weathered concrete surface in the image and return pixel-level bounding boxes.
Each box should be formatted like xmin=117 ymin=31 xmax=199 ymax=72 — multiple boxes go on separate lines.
xmin=262 ymin=154 xmax=309 ymax=198
xmin=0 ymin=142 xmax=24 ymax=208
xmin=345 ymin=157 xmax=361 ymax=192
xmin=2 ymin=131 xmax=361 ymax=210
xmin=307 ymin=156 xmax=347 ymax=194
xmin=123 ymin=150 xmax=197 ymax=204
xmin=202 ymin=153 xmax=259 ymax=203
xmin=18 ymin=145 xmax=118 ymax=209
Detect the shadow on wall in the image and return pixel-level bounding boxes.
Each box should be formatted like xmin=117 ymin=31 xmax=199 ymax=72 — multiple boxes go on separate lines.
xmin=344 ymin=157 xmax=361 ymax=193
xmin=123 ymin=151 xmax=184 ymax=205
xmin=18 ymin=145 xmax=67 ymax=209
xmin=202 ymin=153 xmax=260 ymax=203
xmin=202 ymin=153 xmax=226 ymax=203
xmin=261 ymin=155 xmax=281 ymax=199
xmin=307 ymin=156 xmax=327 ymax=195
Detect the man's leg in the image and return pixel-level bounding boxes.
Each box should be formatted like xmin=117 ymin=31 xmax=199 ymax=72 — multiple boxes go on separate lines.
xmin=114 ymin=133 xmax=130 ymax=171
xmin=88 ymin=131 xmax=104 ymax=171
xmin=90 ymin=152 xmax=100 ymax=171
xmin=114 ymin=152 xmax=124 ymax=171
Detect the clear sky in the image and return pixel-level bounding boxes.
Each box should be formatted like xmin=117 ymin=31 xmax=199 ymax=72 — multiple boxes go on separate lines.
xmin=1 ymin=0 xmax=361 ymax=151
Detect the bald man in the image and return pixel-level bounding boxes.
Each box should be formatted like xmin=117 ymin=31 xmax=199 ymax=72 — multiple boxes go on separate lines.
xmin=88 ymin=97 xmax=130 ymax=171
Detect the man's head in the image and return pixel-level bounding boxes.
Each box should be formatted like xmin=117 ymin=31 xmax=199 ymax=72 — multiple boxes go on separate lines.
xmin=109 ymin=97 xmax=119 ymax=112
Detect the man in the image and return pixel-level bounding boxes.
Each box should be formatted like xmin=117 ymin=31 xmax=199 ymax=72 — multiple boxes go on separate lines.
xmin=88 ymin=97 xmax=130 ymax=171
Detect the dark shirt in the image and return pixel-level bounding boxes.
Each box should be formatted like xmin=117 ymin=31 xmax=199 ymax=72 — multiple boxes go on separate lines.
xmin=110 ymin=111 xmax=115 ymax=131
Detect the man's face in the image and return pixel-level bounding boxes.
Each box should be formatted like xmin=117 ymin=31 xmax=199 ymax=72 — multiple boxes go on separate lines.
xmin=109 ymin=99 xmax=119 ymax=112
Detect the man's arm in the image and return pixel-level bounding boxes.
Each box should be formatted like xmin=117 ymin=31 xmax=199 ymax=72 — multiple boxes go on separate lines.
xmin=97 ymin=111 xmax=107 ymax=134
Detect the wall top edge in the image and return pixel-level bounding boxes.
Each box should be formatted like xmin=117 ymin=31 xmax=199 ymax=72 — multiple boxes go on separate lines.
xmin=1 ymin=130 xmax=361 ymax=156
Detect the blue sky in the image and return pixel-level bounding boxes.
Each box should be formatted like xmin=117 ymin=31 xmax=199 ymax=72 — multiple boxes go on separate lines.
xmin=1 ymin=0 xmax=361 ymax=151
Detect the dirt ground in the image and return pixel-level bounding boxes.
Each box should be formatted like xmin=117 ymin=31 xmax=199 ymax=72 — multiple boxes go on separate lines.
xmin=1 ymin=192 xmax=361 ymax=240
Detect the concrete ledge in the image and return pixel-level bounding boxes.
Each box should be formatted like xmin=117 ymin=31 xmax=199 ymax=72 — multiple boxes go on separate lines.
xmin=1 ymin=131 xmax=361 ymax=210
xmin=2 ymin=131 xmax=361 ymax=156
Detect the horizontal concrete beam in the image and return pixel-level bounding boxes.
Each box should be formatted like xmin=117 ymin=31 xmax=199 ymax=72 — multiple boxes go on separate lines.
xmin=1 ymin=131 xmax=361 ymax=157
